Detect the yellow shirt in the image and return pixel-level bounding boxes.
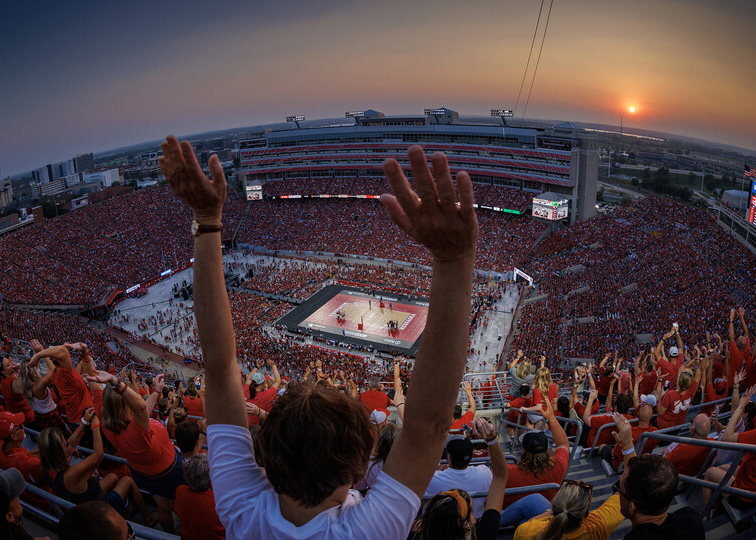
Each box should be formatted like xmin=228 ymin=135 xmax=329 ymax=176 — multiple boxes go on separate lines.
xmin=513 ymin=493 xmax=625 ymax=540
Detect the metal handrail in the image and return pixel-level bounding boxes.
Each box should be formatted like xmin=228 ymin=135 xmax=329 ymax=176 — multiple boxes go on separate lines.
xmin=633 ymin=430 xmax=756 ymax=516
xmin=421 ymin=482 xmax=561 ymax=502
xmin=24 ymin=426 xmax=129 ymax=465
xmin=22 ymin=483 xmax=179 ymax=539
xmin=585 ymin=418 xmax=640 ymax=457
xmin=498 ymin=408 xmax=583 ymax=474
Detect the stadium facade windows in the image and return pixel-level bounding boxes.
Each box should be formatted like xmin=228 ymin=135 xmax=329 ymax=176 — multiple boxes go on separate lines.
xmin=240 ymin=110 xmax=598 ymax=223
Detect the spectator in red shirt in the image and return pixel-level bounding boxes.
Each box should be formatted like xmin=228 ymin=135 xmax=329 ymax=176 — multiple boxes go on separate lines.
xmin=655 ymin=325 xmax=685 ymax=383
xmin=502 ymin=398 xmax=570 ymax=509
xmin=582 ymin=383 xmax=633 ymax=449
xmin=0 ymin=357 xmax=35 ymax=425
xmin=530 ymin=361 xmax=557 ymax=428
xmin=450 ymin=381 xmax=477 ymax=433
xmin=729 ymin=308 xmax=753 ymax=387
xmin=32 ymin=343 xmax=95 ymax=430
xmin=607 ymin=392 xmax=657 ymax=471
xmin=184 ymin=376 xmax=205 ymax=418
xmin=358 ymin=375 xmax=391 ymax=413
xmin=90 ymin=371 xmax=184 ymax=533
xmin=656 ymin=357 xmax=706 ymax=429
xmin=0 ymin=411 xmax=43 ymax=484
xmin=505 ymin=384 xmax=531 ymax=437
xmin=635 ymin=352 xmax=658 ymax=397
xmin=245 ymin=360 xmax=281 ymax=427
xmin=663 ymin=413 xmax=712 ymax=476
xmin=700 ymin=355 xmax=730 ymax=417
xmin=174 ymin=454 xmax=225 ymax=540
xmin=37 ymin=408 xmax=153 ymax=522
xmin=703 ymin=384 xmax=756 ymax=510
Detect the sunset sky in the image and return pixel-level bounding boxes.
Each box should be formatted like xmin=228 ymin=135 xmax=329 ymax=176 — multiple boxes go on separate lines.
xmin=2 ymin=0 xmax=755 ymax=176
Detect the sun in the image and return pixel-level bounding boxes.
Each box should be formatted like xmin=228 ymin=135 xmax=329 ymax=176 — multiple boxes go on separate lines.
xmin=628 ymin=106 xmax=636 ymax=113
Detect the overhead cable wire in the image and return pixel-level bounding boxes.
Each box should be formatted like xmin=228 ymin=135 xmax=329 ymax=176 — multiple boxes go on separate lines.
xmin=522 ymin=0 xmax=554 ymax=119
xmin=514 ymin=0 xmax=545 ymax=117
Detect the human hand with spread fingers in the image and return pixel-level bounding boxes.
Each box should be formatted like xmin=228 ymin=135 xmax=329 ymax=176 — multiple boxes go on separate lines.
xmin=380 ymin=146 xmax=478 ymax=263
xmin=159 ymin=134 xmax=226 ymax=228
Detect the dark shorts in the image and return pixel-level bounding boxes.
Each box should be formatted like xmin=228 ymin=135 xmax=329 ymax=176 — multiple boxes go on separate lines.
xmin=129 ymin=448 xmax=185 ymax=499
xmin=107 ymin=490 xmax=125 ymax=515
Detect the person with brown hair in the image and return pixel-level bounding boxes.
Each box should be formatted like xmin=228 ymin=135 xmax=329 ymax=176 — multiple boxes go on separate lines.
xmin=160 ymin=136 xmax=478 ymax=539
xmin=84 ymin=371 xmax=183 ymax=533
xmin=502 ymin=397 xmax=570 ymax=509
xmin=37 ymin=409 xmax=152 ymax=522
xmin=354 ymin=422 xmax=400 ymax=492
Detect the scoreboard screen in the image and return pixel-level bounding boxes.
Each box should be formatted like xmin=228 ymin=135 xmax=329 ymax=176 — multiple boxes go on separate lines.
xmin=532 ymin=197 xmax=569 ymax=221
xmin=245 ymin=184 xmax=262 ymax=201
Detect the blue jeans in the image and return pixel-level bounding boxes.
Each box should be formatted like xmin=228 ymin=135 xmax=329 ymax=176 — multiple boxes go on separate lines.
xmin=499 ymin=493 xmax=551 ymax=526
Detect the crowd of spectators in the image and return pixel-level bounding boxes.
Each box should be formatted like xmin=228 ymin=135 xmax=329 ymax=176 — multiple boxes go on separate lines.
xmin=0 ymin=185 xmax=245 ymax=305
xmin=509 ymin=196 xmax=756 ymax=363
xmin=237 ymin=198 xmax=545 ymax=273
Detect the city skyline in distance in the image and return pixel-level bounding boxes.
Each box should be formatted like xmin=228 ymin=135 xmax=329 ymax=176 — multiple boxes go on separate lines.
xmin=3 ymin=0 xmax=755 ymax=177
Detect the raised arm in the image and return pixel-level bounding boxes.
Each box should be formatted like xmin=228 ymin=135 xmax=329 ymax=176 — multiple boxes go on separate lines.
xmin=724 ymin=385 xmax=756 ymax=442
xmin=632 ymin=375 xmax=641 ymax=410
xmin=543 ymin=396 xmax=569 ymax=451
xmin=160 ymin=135 xmax=246 ymax=428
xmin=583 ymin=389 xmax=598 ymax=426
xmin=471 ymin=418 xmax=507 ymax=513
xmin=508 ymin=350 xmax=523 ymax=370
xmin=379 ymin=146 xmax=479 ymax=498
xmin=65 ymin=409 xmax=104 ymax=489
xmin=87 ymin=370 xmax=152 ymax=431
xmin=267 ymin=359 xmax=281 ymax=391
xmin=31 ymin=345 xmax=72 ymax=370
xmin=462 ymin=380 xmax=476 ymax=416
xmin=729 ymin=308 xmax=736 ymax=344
xmin=738 ymin=307 xmax=749 ymax=345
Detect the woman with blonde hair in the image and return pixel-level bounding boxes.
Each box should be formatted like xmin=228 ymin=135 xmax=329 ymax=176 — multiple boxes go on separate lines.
xmin=509 ymin=350 xmax=535 ymax=398
xmin=17 ymin=346 xmax=66 ymax=432
xmin=513 ymin=479 xmax=623 ymax=539
xmin=656 ymin=357 xmax=706 ymax=429
xmin=527 ymin=360 xmax=558 ymax=428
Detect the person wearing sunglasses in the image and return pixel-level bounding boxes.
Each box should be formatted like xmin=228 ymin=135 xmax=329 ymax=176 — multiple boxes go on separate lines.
xmin=513 ymin=476 xmax=623 ymax=540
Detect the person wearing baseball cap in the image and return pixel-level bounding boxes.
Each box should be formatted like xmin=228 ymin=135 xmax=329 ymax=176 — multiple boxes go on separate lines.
xmin=244 ymin=360 xmax=281 ymax=427
xmin=0 ymin=468 xmax=33 ymax=538
xmin=500 ymin=398 xmax=570 ymax=527
xmin=424 ymin=434 xmax=493 ymax=519
xmin=654 ymin=325 xmax=685 ymax=383
xmin=0 ymin=411 xmax=43 ymax=484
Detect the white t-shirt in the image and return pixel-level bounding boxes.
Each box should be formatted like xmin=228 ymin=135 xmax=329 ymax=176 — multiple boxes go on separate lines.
xmin=424 ymin=465 xmax=493 ymax=518
xmin=207 ymin=424 xmax=420 ymax=540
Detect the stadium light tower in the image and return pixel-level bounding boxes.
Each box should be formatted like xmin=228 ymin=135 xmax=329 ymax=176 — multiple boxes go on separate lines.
xmin=286 ymin=115 xmax=306 ymax=129
xmin=491 ymin=109 xmax=514 ymax=126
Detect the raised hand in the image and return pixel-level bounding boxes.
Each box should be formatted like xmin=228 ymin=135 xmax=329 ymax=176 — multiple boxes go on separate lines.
xmin=380 ymin=146 xmax=478 ymax=262
xmin=159 ymin=135 xmax=226 ymax=225
xmin=154 ymin=374 xmax=166 ymax=394
xmin=470 ymin=417 xmax=495 ymax=440
xmin=611 ymin=412 xmax=633 ymax=447
xmin=85 ymin=369 xmax=117 ymax=386
xmin=30 ymin=339 xmax=44 ymax=354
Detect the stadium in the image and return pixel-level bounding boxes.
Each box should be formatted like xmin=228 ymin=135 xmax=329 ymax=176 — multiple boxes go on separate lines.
xmin=0 ymin=111 xmax=755 ymax=539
